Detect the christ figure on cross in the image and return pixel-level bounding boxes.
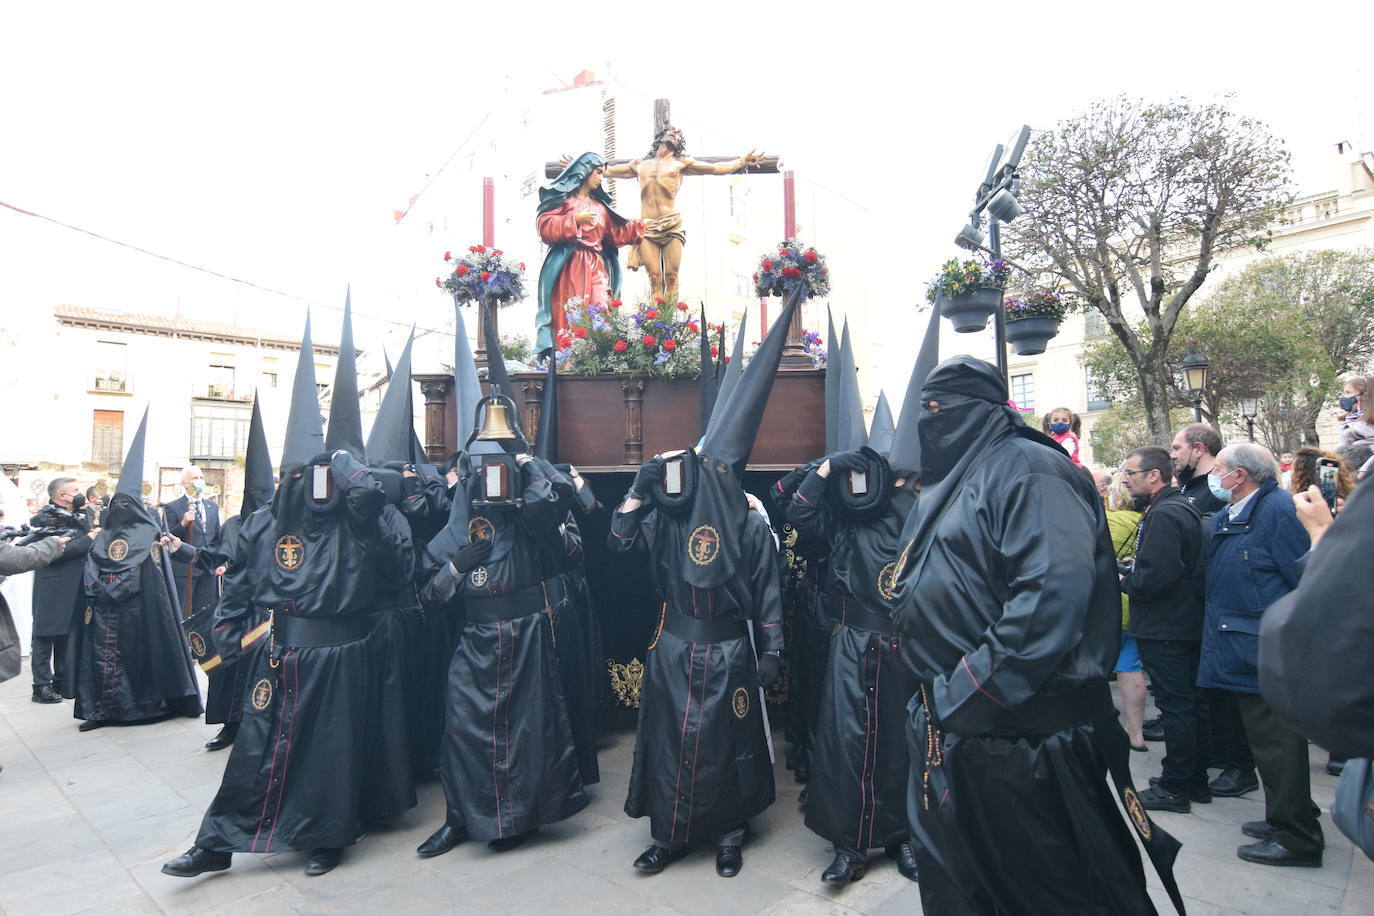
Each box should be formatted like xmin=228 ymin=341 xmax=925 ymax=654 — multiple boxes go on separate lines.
xmin=605 ymin=126 xmax=763 ymax=304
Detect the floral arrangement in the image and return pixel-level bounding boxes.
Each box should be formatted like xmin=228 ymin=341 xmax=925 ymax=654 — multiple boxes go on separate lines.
xmin=437 ymin=245 xmax=526 ymax=306
xmin=925 ymin=256 xmax=1012 ymax=303
xmin=552 ymin=296 xmax=716 ymax=379
xmin=1003 ymin=290 xmax=1069 ymax=322
xmin=754 ymin=239 xmax=831 ymax=299
xmin=801 ymin=329 xmax=826 ymax=369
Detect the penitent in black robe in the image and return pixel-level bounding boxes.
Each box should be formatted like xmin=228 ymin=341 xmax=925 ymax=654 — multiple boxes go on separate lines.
xmin=421 ymin=455 xmax=587 ymax=841
xmin=789 ymin=471 xmax=919 ymax=853
xmin=195 ymin=452 xmax=414 ymax=853
xmin=608 ymin=503 xmax=782 ymax=850
xmin=187 ymin=516 xmax=254 ymax=726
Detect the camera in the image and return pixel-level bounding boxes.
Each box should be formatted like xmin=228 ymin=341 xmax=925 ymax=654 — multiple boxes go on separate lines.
xmin=1117 ymin=557 xmax=1135 ymax=576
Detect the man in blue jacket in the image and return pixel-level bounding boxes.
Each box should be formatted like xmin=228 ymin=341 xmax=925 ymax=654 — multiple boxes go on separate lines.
xmin=1197 ymin=443 xmax=1322 ymax=868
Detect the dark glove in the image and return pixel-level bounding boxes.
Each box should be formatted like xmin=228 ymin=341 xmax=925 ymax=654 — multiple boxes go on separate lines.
xmin=629 ymin=457 xmax=663 ymax=501
xmin=773 ymin=464 xmax=811 ymax=502
xmin=450 ymin=538 xmax=493 ymax=574
xmin=827 ymin=450 xmax=868 ymax=474
xmin=756 ymin=653 xmax=781 ymax=689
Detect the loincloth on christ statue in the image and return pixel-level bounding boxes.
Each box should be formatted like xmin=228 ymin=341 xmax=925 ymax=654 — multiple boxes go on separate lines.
xmin=628 ymin=211 xmax=686 ymax=271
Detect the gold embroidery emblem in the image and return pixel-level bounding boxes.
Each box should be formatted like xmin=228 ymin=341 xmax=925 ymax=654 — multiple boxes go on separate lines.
xmin=877 ymin=561 xmax=898 ymax=601
xmin=107 ymin=538 xmax=129 ymax=562
xmin=251 ymin=678 xmax=273 ymax=711
xmin=688 ymin=525 xmax=720 ymax=566
xmin=608 ymin=658 xmax=645 ymax=708
xmin=782 ymin=524 xmax=798 ymax=548
xmin=274 ymin=535 xmax=304 ymax=571
xmin=1122 ymin=787 xmax=1152 ymax=840
xmin=84 ymin=606 xmax=93 ymax=625
xmin=188 ymin=631 xmax=207 ymax=658
xmin=733 ymin=686 xmax=750 ymax=719
xmin=467 ymin=516 xmax=494 ymax=542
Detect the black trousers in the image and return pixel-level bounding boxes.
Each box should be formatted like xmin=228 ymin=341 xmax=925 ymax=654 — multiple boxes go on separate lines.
xmin=1234 ymin=692 xmax=1324 ymax=858
xmin=1204 ymin=687 xmax=1255 ymax=772
xmin=31 ymin=634 xmax=65 ymax=688
xmin=1137 ymin=638 xmax=1209 ymax=793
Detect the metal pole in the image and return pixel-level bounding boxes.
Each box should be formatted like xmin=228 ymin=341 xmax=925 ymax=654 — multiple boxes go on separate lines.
xmin=1193 ymin=398 xmax=1203 ymax=423
xmin=1246 ymin=417 xmax=1255 ymax=443
xmin=989 ymin=219 xmax=1008 ymax=383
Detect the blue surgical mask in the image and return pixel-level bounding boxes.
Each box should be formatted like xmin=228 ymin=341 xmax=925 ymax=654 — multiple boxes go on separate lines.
xmin=1208 ymin=468 xmax=1237 ymax=502
xmin=1050 ymin=421 xmax=1071 ymax=435
xmin=1339 ymin=395 xmax=1359 ymax=413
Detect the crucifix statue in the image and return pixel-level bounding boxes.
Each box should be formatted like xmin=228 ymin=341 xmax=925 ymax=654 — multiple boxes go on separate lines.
xmin=546 ymin=98 xmax=780 ymax=304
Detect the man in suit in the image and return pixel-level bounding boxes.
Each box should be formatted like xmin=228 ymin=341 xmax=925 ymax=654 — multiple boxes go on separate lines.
xmin=162 ymin=466 xmax=222 ymax=619
xmin=29 ymin=477 xmax=96 ymax=702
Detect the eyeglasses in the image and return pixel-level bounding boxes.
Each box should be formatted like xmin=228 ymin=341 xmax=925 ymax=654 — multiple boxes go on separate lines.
xmin=1117 ymin=467 xmax=1149 ymax=477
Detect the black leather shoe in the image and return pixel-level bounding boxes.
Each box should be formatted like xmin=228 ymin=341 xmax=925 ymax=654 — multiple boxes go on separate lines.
xmin=632 ymin=844 xmax=681 ymax=874
xmin=488 ymin=830 xmax=534 ymax=852
xmin=417 ymin=822 xmax=467 ymax=858
xmin=793 ymin=759 xmax=810 ymax=784
xmin=78 ymin=719 xmax=105 ymax=732
xmin=1242 ymin=820 xmax=1276 ymax=840
xmin=31 ymin=685 xmax=61 ymax=704
xmin=1327 ymin=757 xmax=1346 ymax=777
xmin=304 ymin=847 xmax=342 ymax=876
xmin=161 ymin=846 xmax=232 ymax=877
xmin=716 ymin=845 xmax=743 ymax=877
xmin=1138 ymin=785 xmax=1189 ymax=813
xmin=1209 ymin=768 xmax=1259 ymax=797
xmin=1150 ymin=777 xmax=1213 ymax=804
xmin=821 ymin=851 xmax=865 ymax=884
xmin=1237 ymin=839 xmax=1321 ymax=868
xmin=885 ymin=842 xmax=920 ymax=882
xmin=205 ymin=723 xmax=238 ymax=751
xmin=1141 ymin=716 xmax=1164 ymax=741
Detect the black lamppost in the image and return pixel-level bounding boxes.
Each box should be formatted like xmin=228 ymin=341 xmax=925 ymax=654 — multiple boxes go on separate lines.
xmin=1180 ymin=348 xmax=1210 ymax=422
xmin=1239 ymin=395 xmax=1260 ymax=443
xmin=954 ymin=125 xmax=1032 ymax=384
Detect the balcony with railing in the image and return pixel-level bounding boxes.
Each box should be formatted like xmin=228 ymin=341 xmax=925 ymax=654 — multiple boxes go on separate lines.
xmin=89 ymin=372 xmax=129 ymax=394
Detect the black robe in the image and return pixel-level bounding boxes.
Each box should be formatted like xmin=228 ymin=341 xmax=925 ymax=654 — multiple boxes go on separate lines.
xmin=65 ymin=542 xmax=203 ymax=723
xmin=789 ymin=471 xmax=918 ymax=852
xmin=185 ymin=517 xmax=254 ymax=726
xmin=608 ymin=503 xmax=782 ymax=849
xmin=195 ymin=453 xmax=414 ymax=853
xmin=421 ymin=455 xmax=587 ymax=841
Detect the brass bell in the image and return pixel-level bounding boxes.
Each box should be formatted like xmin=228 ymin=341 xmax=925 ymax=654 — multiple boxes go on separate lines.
xmin=476 ymin=399 xmax=517 ymax=440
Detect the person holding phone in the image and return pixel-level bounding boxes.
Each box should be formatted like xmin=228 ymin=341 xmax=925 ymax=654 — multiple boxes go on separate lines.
xmin=1288 ymin=447 xmax=1355 ymax=508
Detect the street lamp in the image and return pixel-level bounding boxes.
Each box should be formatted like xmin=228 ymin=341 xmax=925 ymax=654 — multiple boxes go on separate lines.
xmin=1180 ymin=348 xmax=1210 ymax=422
xmin=953 ymin=124 xmax=1031 ymax=383
xmin=1238 ymin=395 xmax=1260 ymax=443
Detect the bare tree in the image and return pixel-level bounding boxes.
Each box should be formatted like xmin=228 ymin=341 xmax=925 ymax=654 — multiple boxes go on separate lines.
xmin=1006 ymin=96 xmax=1293 ymax=443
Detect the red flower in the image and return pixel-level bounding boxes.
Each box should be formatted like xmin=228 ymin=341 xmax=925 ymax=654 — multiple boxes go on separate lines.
xmin=614 ymin=340 xmax=628 ymax=352
xmin=434 ymin=277 xmax=442 ymax=288
xmin=642 ymin=334 xmax=657 ymax=348
xmin=780 ymin=247 xmax=789 ymax=255
xmin=573 ymin=327 xmax=588 ymax=339
xmin=610 ymin=298 xmax=623 ymax=308
xmin=676 ymin=301 xmax=688 ymax=311
xmin=492 ymin=248 xmax=503 ymax=255
xmin=752 ymin=272 xmax=759 ymax=282
xmin=653 ymin=295 xmax=665 ymax=305
xmin=762 ymin=259 xmax=773 ymax=271
xmin=645 ymin=309 xmax=658 ymax=320
xmin=687 ymin=321 xmax=699 ymax=333
xmin=474 ymin=244 xmax=486 ymax=253
xmin=663 ymin=339 xmax=677 ymax=352
xmin=710 ymin=346 xmax=718 ymax=357
xmin=455 ymin=264 xmax=469 ymax=276
xmin=443 ymin=251 xmax=452 ymax=261
xmin=519 ymin=262 xmax=525 ymax=271
xmin=782 ymin=266 xmax=802 ymax=279
xmin=556 ymin=334 xmax=571 ymax=350
xmin=480 ymin=271 xmax=492 ymax=282
xmin=805 ymin=250 xmax=817 ymax=263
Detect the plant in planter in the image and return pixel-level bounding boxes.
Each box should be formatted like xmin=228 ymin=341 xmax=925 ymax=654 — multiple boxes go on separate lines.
xmin=439 ymin=245 xmax=527 ymax=306
xmin=754 ymin=240 xmax=831 ymax=299
xmin=1003 ymin=290 xmax=1069 ymax=355
xmin=925 ymin=256 xmax=1012 ymax=333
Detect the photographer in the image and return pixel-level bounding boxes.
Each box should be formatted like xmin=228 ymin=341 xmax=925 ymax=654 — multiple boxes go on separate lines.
xmin=28 ymin=477 xmax=96 ymax=703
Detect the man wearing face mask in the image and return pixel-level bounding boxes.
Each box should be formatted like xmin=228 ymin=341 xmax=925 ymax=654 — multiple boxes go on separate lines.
xmin=892 ymin=356 xmax=1183 ymax=915
xmin=29 ymin=477 xmax=95 ymax=703
xmin=1195 ymin=443 xmax=1322 ymax=868
xmin=1170 ymin=423 xmax=1227 ymax=517
xmin=163 ymin=465 xmax=222 ymax=620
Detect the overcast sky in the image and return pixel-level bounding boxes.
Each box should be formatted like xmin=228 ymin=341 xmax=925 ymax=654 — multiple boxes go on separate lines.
xmin=3 ymin=1 xmax=1368 ymax=367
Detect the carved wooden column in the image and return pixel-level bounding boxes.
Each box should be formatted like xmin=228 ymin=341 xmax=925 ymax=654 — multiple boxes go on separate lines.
xmin=416 ymin=375 xmax=453 ymax=465
xmin=622 ymin=377 xmax=645 ymax=465
xmin=779 ymin=294 xmax=812 ymax=368
xmin=520 ymin=378 xmax=544 ymax=442
xmin=473 ymin=299 xmax=499 ymax=366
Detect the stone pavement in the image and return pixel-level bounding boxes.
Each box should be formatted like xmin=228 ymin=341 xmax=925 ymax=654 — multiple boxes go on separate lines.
xmin=1 ymin=663 xmax=1370 ymax=915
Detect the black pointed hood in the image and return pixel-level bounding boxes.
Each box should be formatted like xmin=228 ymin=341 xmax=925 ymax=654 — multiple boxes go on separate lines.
xmin=535 ymin=354 xmax=558 ymax=462
xmin=241 ymin=393 xmax=275 ymax=518
xmin=366 ymin=331 xmax=415 ymax=464
xmin=698 ymin=306 xmax=718 ymax=438
xmin=325 ymin=288 xmax=365 ymax=458
xmin=93 ymin=407 xmax=159 ymax=572
xmin=888 ymin=299 xmax=943 ymax=477
xmin=699 ymin=309 xmax=748 ymax=448
xmin=382 ymin=346 xmax=394 ymax=380
xmin=453 ymin=303 xmax=484 ymax=446
xmin=480 ymin=301 xmax=522 ymax=435
xmin=701 ymin=281 xmax=805 ymax=476
xmin=835 ymin=319 xmax=867 ymax=452
xmin=824 ymin=306 xmax=839 ymax=454
xmin=868 ymin=390 xmax=896 ymax=456
xmin=282 ymin=311 xmax=325 ymax=469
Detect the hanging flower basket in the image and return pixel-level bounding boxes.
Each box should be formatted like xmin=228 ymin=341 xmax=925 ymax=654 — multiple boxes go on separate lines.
xmin=437 ymin=245 xmax=527 ymax=306
xmin=1003 ymin=290 xmax=1068 ymax=355
xmin=937 ymin=286 xmax=1004 ymax=333
xmin=926 ymin=256 xmax=1011 ymax=333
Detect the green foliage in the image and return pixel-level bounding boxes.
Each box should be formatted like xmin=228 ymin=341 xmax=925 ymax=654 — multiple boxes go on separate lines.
xmin=1005 ymin=290 xmax=1070 ymax=321
xmin=498 ymin=334 xmax=534 ymax=364
xmin=1089 ymin=403 xmax=1193 ymax=468
xmin=925 ymin=256 xmax=1010 ymax=303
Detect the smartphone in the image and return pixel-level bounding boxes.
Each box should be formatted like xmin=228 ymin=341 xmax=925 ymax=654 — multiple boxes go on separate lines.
xmin=1317 ymin=457 xmax=1341 ymax=514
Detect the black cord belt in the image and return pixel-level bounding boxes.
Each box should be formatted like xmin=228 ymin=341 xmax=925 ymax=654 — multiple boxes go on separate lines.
xmin=465 ymin=575 xmax=567 ymax=624
xmin=662 ymin=608 xmax=748 ymax=644
xmin=273 ymin=612 xmax=374 ymax=648
xmin=830 ymin=595 xmax=895 ymax=635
